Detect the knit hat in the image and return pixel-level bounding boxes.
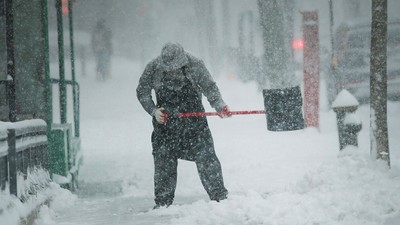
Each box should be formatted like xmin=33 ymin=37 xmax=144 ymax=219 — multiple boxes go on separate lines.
xmin=160 ymin=42 xmax=189 ymax=72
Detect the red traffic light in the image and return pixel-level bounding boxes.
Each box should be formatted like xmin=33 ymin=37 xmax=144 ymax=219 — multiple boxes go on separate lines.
xmin=61 ymin=0 xmax=75 ymax=14
xmin=62 ymin=0 xmax=69 ymax=14
xmin=292 ymin=38 xmax=304 ymax=50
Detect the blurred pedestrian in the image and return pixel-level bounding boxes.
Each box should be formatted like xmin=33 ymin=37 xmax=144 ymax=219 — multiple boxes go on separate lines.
xmin=136 ymin=42 xmax=231 ymax=208
xmin=91 ymin=19 xmax=112 ymax=80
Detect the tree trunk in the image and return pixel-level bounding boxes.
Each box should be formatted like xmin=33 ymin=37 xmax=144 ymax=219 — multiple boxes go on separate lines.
xmin=370 ymin=0 xmax=390 ymax=166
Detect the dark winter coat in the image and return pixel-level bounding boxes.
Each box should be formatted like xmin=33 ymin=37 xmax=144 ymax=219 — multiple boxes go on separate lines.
xmin=136 ymin=52 xmax=226 ymax=160
xmin=136 ymin=53 xmax=226 ymax=115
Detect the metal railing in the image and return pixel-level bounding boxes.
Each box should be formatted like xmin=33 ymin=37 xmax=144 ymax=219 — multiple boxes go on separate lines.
xmin=51 ymin=78 xmax=80 ymax=137
xmin=0 ymin=120 xmax=48 ymax=197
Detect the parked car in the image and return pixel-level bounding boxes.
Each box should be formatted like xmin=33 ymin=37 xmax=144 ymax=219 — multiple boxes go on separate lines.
xmin=327 ymin=20 xmax=400 ymax=104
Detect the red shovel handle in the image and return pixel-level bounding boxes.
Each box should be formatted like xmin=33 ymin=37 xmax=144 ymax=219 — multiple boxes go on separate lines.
xmin=178 ymin=110 xmax=266 ymax=118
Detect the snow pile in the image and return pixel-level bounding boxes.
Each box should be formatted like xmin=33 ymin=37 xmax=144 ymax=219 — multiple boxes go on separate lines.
xmin=149 ymin=148 xmax=400 ymax=225
xmin=0 ymin=170 xmax=73 ymax=225
xmin=0 ymin=192 xmax=23 ymax=225
xmin=29 ymin=58 xmax=400 ymax=225
xmin=0 ymin=183 xmax=72 ymax=225
xmin=332 ymin=89 xmax=359 ymax=108
xmin=32 ymin=185 xmax=77 ymax=225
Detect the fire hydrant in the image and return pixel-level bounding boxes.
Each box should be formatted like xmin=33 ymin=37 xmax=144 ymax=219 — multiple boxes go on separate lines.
xmin=332 ymin=90 xmax=362 ymax=150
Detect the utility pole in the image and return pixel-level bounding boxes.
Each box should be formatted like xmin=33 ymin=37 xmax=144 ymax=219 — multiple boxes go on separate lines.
xmin=370 ymin=0 xmax=390 ymax=166
xmin=68 ymin=0 xmax=79 ymax=137
xmin=55 ymin=0 xmax=67 ymax=124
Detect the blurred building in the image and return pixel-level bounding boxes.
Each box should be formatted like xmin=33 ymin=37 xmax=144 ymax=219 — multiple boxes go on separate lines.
xmin=0 ymin=1 xmax=48 ymax=121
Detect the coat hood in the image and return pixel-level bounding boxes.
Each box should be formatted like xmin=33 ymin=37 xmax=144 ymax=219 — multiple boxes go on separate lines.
xmin=160 ymin=42 xmax=189 ymax=72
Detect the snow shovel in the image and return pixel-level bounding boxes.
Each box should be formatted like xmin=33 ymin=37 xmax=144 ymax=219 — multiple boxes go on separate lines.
xmin=177 ymin=110 xmax=266 ymax=118
xmin=178 ymin=86 xmax=305 ymax=132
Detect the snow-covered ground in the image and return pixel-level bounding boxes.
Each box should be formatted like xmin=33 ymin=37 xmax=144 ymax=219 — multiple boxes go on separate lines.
xmin=2 ymin=57 xmax=400 ymax=225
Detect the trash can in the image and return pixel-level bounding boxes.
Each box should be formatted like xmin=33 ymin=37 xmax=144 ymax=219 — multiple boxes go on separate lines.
xmin=262 ymin=86 xmax=305 ymax=131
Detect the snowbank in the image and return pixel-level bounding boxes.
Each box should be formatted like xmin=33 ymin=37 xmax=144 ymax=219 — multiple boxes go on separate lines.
xmin=30 ymin=57 xmax=400 ymax=225
xmin=0 ymin=176 xmax=71 ymax=225
xmin=149 ymin=149 xmax=400 ymax=225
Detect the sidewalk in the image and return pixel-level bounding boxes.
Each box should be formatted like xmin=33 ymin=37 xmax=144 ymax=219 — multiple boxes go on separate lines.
xmin=34 ymin=58 xmax=400 ymax=225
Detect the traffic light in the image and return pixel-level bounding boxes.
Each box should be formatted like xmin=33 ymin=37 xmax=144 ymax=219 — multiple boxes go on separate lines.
xmin=61 ymin=0 xmax=76 ymax=14
xmin=292 ymin=38 xmax=304 ymax=50
xmin=62 ymin=0 xmax=68 ymax=14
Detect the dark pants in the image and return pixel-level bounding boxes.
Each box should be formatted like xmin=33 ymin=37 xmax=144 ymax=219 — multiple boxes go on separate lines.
xmin=153 ymin=150 xmax=228 ymax=206
xmin=152 ymin=120 xmax=228 ymax=206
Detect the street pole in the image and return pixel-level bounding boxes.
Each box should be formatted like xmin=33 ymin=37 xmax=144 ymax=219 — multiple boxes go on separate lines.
xmin=5 ymin=0 xmax=16 ymax=122
xmin=68 ymin=0 xmax=79 ymax=137
xmin=55 ymin=0 xmax=67 ymax=124
xmin=42 ymin=0 xmax=53 ymax=132
xmin=302 ymin=11 xmax=320 ymax=128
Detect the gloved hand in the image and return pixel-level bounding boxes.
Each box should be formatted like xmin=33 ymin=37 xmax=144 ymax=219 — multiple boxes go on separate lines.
xmin=218 ymin=105 xmax=232 ymax=118
xmin=154 ymin=107 xmax=168 ymax=124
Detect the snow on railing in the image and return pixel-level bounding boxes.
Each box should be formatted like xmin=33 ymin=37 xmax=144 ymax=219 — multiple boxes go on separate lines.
xmin=0 ymin=119 xmax=49 ymax=198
